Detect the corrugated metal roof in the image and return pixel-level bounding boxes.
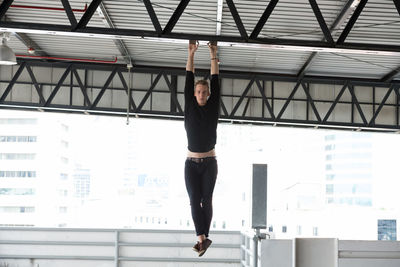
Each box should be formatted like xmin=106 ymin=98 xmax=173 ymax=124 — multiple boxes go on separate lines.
xmin=344 ymin=0 xmax=400 ymax=46
xmin=307 ymin=52 xmax=400 ymax=79
xmin=5 ymin=0 xmax=104 ymax=27
xmin=27 ymin=34 xmax=119 ymax=61
xmin=1 ymin=0 xmax=399 ymax=81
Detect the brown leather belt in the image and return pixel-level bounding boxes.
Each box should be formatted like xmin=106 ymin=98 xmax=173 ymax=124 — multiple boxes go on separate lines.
xmin=187 ymin=156 xmax=216 ymax=163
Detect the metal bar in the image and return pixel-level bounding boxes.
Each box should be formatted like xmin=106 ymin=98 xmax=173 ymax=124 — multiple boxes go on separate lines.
xmin=0 ymin=62 xmax=26 ymax=103
xmin=84 ymin=68 xmax=89 ymax=106
xmin=72 ymin=69 xmax=92 ymax=106
xmin=143 ymin=0 xmax=162 ymax=34
xmin=136 ymin=72 xmax=163 ymax=111
xmin=242 ymin=97 xmax=251 ymax=116
xmin=394 ymin=86 xmax=400 ymax=127
xmin=90 ymin=66 xmax=118 ymax=109
xmin=117 ymin=70 xmax=136 ymax=111
xmin=220 ymin=98 xmax=229 ymax=116
xmin=297 ymin=52 xmax=318 ymax=78
xmin=0 ymin=227 xmax=240 ymax=234
xmin=3 ymin=21 xmax=400 ymax=55
xmin=322 ymin=82 xmax=349 ymax=122
xmin=261 ymin=81 xmax=265 ymax=118
xmin=225 ymin=0 xmax=248 ymax=39
xmin=97 ymin=2 xmax=133 ymax=65
xmin=0 ymin=0 xmax=14 ymax=20
xmin=230 ymin=77 xmax=256 ymax=117
xmin=44 ymin=64 xmax=73 ymax=107
xmin=394 ymin=0 xmax=400 ymax=16
xmin=276 ymin=81 xmax=302 ymax=119
xmin=297 ymin=0 xmax=358 ymax=77
xmin=70 ymin=67 xmax=73 ymax=105
xmin=306 ymin=83 xmax=310 ymax=120
xmin=4 ymin=59 xmax=400 ymax=86
xmin=380 ymin=66 xmax=400 ymax=82
xmin=115 ymin=231 xmax=119 ymax=267
xmin=368 ymin=84 xmax=395 ymax=125
xmin=349 ymin=85 xmax=368 ymax=124
xmin=271 ymin=81 xmax=274 ymax=113
xmin=0 ymin=255 xmax=114 ymax=260
xmin=74 ymin=0 xmax=103 ymax=30
xmin=170 ymin=75 xmax=177 ymax=112
xmin=25 ymin=63 xmax=46 ymax=104
xmin=216 ymin=0 xmax=223 ymax=35
xmin=162 ymin=0 xmax=191 ymax=34
xmin=163 ymin=73 xmax=183 ymax=113
xmin=336 ymin=0 xmax=368 ymax=45
xmin=250 ymin=0 xmax=279 ymax=39
xmin=348 ymin=84 xmax=367 ymax=124
xmin=14 ymin=32 xmax=48 ymax=56
xmin=308 ymin=0 xmax=334 ymax=44
xmin=60 ymin=0 xmax=78 ymax=28
xmin=255 ymin=79 xmax=275 ymax=119
xmin=301 ymin=81 xmax=321 ymax=121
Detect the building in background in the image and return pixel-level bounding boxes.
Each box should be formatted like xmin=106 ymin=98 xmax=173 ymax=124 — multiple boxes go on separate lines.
xmin=0 ymin=112 xmax=73 ymax=227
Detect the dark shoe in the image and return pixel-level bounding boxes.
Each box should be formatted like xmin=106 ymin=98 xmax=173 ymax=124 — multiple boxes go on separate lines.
xmin=198 ymin=239 xmax=212 ymax=257
xmin=192 ymin=242 xmax=200 ymax=252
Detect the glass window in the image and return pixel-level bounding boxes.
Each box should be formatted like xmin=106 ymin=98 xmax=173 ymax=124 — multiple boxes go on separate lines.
xmin=378 ymin=220 xmax=396 ymax=241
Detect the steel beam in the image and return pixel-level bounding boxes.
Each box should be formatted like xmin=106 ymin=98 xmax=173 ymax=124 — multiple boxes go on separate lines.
xmin=229 ymin=77 xmax=256 ymax=117
xmin=276 ymin=81 xmax=302 ymax=119
xmin=368 ymin=84 xmax=396 ymax=125
xmin=74 ymin=0 xmax=103 ymax=30
xmin=308 ymin=0 xmax=334 ymax=44
xmin=143 ymin=0 xmax=162 ymax=34
xmin=162 ymin=0 xmax=190 ymax=34
xmin=162 ymin=73 xmax=183 ymax=113
xmin=348 ymin=84 xmax=367 ymax=124
xmin=301 ymin=81 xmax=321 ymax=122
xmin=60 ymin=0 xmax=78 ymax=28
xmin=25 ymin=64 xmax=46 ymax=104
xmin=96 ymin=2 xmax=133 ymax=65
xmin=226 ymin=0 xmax=248 ymax=40
xmin=0 ymin=62 xmax=26 ymax=103
xmin=90 ymin=66 xmax=118 ymax=109
xmin=136 ymin=72 xmax=163 ymax=111
xmin=394 ymin=0 xmax=400 ymax=16
xmin=0 ymin=0 xmax=14 ymax=20
xmin=117 ymin=70 xmax=136 ymax=111
xmin=72 ymin=69 xmax=92 ymax=106
xmin=297 ymin=0 xmax=358 ymax=78
xmin=1 ymin=60 xmax=400 ymax=131
xmin=44 ymin=65 xmax=72 ymax=107
xmin=336 ymin=0 xmax=368 ymax=45
xmin=250 ymin=0 xmax=279 ymax=39
xmin=381 ymin=66 xmax=400 ymax=83
xmin=2 ymin=21 xmax=400 ymax=55
xmin=255 ymin=79 xmax=274 ymax=119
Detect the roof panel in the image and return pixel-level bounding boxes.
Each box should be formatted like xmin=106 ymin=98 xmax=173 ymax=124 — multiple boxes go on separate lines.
xmin=5 ymin=0 xmax=104 ymax=27
xmin=339 ymin=0 xmax=400 ymax=45
xmin=307 ymin=52 xmax=400 ymax=79
xmin=25 ymin=34 xmax=120 ymax=61
xmin=220 ymin=0 xmax=347 ymax=40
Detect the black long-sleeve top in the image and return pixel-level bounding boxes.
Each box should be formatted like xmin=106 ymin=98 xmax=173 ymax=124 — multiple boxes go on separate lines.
xmin=184 ymin=71 xmax=220 ymax=153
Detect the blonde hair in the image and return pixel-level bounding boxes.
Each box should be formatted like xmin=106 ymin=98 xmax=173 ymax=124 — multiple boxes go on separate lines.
xmin=195 ymin=80 xmax=209 ymax=89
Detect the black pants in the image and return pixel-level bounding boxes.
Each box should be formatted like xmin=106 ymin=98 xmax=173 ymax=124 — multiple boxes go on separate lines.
xmin=184 ymin=157 xmax=218 ymax=237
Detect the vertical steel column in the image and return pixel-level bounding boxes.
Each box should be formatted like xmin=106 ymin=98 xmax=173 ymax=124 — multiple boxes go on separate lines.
xmin=115 ymin=230 xmax=119 ymax=267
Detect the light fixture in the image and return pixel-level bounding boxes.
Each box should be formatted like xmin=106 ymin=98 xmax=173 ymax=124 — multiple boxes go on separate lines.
xmin=0 ymin=32 xmax=17 ymax=65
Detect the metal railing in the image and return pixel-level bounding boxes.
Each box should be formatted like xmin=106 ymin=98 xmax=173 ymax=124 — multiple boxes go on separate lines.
xmin=0 ymin=227 xmax=241 ymax=266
